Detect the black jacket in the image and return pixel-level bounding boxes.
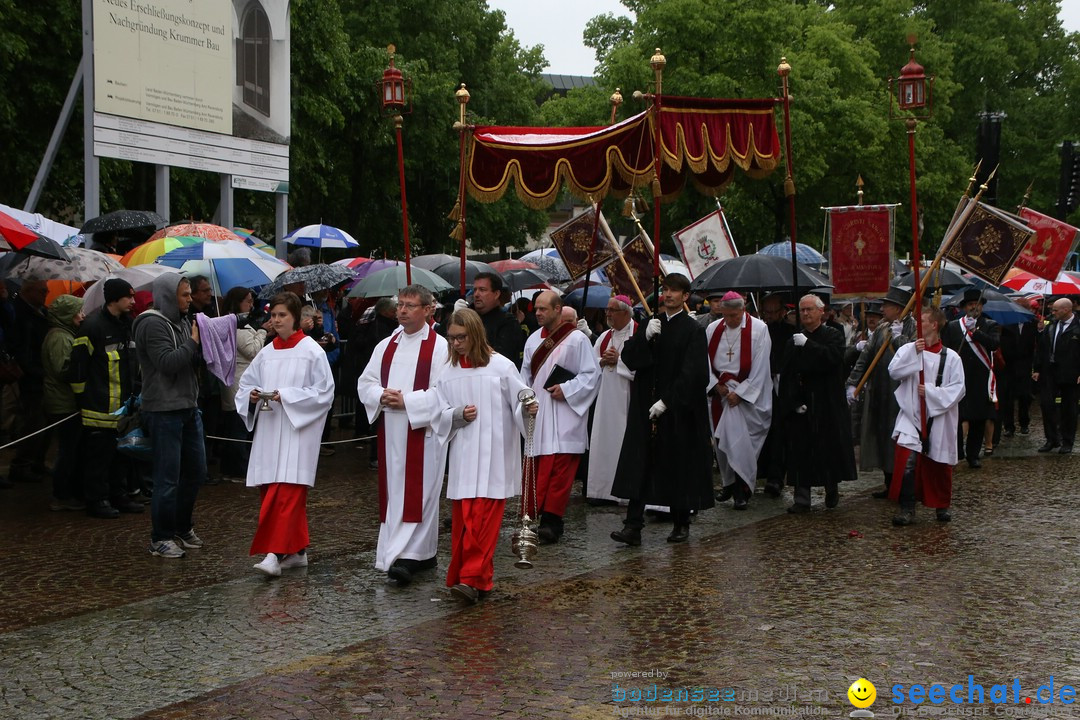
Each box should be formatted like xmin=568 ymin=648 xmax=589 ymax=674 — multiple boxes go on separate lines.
xmin=480 ymin=306 xmax=525 ymax=369
xmin=1034 ymin=316 xmax=1080 ymax=385
xmin=69 ymin=306 xmax=137 ymax=428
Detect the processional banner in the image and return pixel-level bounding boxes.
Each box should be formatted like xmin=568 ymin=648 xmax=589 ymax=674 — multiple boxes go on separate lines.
xmin=942 ymin=202 xmax=1035 ymax=286
xmin=1013 ymin=207 xmax=1080 ymax=280
xmin=548 ymin=208 xmax=618 ymax=281
xmin=672 ymin=210 xmax=738 ymax=280
xmin=826 ymin=205 xmax=895 ymax=298
xmin=605 ymin=236 xmax=656 ymax=300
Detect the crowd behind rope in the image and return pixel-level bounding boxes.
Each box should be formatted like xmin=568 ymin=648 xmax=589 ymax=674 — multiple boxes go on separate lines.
xmin=3 ymin=259 xmax=1075 ymax=600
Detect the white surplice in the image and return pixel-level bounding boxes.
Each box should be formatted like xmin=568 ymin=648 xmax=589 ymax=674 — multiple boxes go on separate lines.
xmin=889 ymin=342 xmax=966 ymax=465
xmin=236 ymin=336 xmax=336 ymax=488
xmin=586 ymin=324 xmax=636 ymax=500
xmin=432 ymin=353 xmax=529 ymax=500
xmin=357 ymin=324 xmax=449 ymax=571
xmin=520 ymin=326 xmax=601 ymax=457
xmin=705 ymin=315 xmax=773 ymax=490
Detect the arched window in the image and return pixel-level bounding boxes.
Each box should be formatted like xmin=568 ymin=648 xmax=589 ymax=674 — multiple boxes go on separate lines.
xmin=240 ymin=4 xmax=270 ymax=116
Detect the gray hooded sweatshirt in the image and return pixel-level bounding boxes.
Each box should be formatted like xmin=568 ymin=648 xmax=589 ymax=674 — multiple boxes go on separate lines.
xmin=133 ymin=272 xmax=200 ymax=412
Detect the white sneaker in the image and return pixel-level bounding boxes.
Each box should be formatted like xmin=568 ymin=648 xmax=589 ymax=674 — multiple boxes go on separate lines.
xmin=278 ymin=552 xmax=308 ymax=569
xmin=253 ymin=553 xmax=281 ymax=577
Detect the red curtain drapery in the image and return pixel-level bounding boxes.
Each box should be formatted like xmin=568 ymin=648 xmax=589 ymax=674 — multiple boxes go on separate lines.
xmin=466 ymin=97 xmax=781 ymax=208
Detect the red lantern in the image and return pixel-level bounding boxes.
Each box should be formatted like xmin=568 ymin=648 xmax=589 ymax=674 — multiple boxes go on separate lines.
xmin=379 ymin=45 xmax=411 ymax=116
xmin=889 ymin=36 xmax=934 ymax=120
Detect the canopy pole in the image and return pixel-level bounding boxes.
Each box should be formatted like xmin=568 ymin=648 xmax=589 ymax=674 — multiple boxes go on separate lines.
xmin=649 ymin=49 xmax=666 ymax=307
xmin=778 ymin=58 xmax=798 ymax=312
xmin=453 ymin=84 xmax=472 ymax=297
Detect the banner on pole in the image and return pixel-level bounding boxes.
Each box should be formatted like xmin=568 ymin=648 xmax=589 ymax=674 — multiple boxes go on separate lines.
xmin=549 ymin=208 xmax=617 ymax=281
xmin=671 ymin=210 xmax=737 ymax=280
xmin=943 ymin=202 xmax=1035 ymax=286
xmin=606 ymin=236 xmax=655 ymax=299
xmin=1013 ymin=207 xmax=1080 ymax=280
xmin=826 ymin=205 xmax=895 ymax=298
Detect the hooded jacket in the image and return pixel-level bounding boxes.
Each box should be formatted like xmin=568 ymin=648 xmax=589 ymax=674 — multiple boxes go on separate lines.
xmin=42 ymin=295 xmax=83 ymax=415
xmin=133 ymin=273 xmax=201 ymax=412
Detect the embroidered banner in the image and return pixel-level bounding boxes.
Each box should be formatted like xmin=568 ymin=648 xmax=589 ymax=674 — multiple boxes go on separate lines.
xmin=827 ymin=205 xmax=894 ymax=298
xmin=943 ymin=202 xmax=1036 ymax=286
xmin=605 ymin=235 xmax=655 ymax=300
xmin=1013 ymin=207 xmax=1080 ymax=280
xmin=548 ymin=208 xmax=618 ymax=281
xmin=672 ymin=210 xmax=738 ymax=280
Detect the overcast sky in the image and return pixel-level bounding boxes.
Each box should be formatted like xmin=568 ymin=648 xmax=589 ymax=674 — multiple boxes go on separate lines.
xmin=487 ymin=0 xmax=1080 ymax=76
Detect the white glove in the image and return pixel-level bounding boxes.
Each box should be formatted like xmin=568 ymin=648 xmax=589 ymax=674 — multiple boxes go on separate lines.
xmin=890 ymin=321 xmax=903 ymax=338
xmin=846 ymin=385 xmax=857 ymax=405
xmin=962 ymin=315 xmax=977 ymax=330
xmin=792 ymin=332 xmax=807 ymax=347
xmin=648 ymin=399 xmax=667 ymax=420
xmin=576 ymin=318 xmax=592 ymax=338
xmin=454 ymin=298 xmax=469 ymax=312
xmin=646 ymin=317 xmax=662 ymax=340
xmin=855 ymin=340 xmax=867 ymax=352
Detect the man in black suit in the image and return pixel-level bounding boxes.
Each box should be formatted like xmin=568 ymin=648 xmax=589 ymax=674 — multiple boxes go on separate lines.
xmin=998 ymin=297 xmax=1038 ymax=437
xmin=1032 ymin=297 xmax=1080 ymax=453
xmin=942 ymin=289 xmax=1001 ymax=468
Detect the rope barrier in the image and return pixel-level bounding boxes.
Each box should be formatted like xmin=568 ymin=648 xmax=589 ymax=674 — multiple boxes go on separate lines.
xmin=0 ymin=412 xmax=79 ymax=452
xmin=204 ymin=433 xmax=377 ymax=446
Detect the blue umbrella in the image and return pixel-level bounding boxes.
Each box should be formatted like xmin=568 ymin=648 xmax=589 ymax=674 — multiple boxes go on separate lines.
xmin=757 ymin=241 xmax=827 ymax=266
xmin=284 ymin=223 xmax=359 ymax=249
xmin=943 ymin=286 xmax=1035 ymax=325
xmin=157 ymin=241 xmax=289 ymax=294
xmin=563 ymin=284 xmax=612 ymax=309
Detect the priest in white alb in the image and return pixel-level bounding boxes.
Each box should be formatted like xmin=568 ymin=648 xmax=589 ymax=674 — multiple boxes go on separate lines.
xmin=357 ymin=285 xmax=449 ymax=585
xmin=432 ymin=309 xmax=537 ymax=604
xmin=705 ymin=291 xmax=772 ymax=510
xmin=520 ymin=290 xmax=600 ymax=544
xmin=237 ymin=292 xmax=336 ymax=577
xmin=888 ymin=305 xmax=965 ymax=526
xmin=586 ymin=294 xmax=637 ymax=504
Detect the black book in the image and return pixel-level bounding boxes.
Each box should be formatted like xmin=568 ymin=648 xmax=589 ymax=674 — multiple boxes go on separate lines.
xmin=543 ymin=363 xmax=576 ymax=389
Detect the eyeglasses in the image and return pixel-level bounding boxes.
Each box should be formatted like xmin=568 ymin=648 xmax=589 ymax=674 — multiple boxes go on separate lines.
xmin=447 ymin=334 xmax=468 ymax=343
xmin=396 ymin=302 xmax=424 ymax=310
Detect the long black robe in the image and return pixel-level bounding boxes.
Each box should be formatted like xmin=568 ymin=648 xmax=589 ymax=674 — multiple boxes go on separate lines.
xmin=778 ymin=323 xmax=856 ymax=487
xmin=611 ymin=311 xmax=715 ymax=511
xmin=942 ymin=315 xmax=1001 ymax=420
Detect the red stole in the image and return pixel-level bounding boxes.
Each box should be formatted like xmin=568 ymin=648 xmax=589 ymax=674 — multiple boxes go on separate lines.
xmin=707 ymin=314 xmax=753 ymax=426
xmin=273 ymin=329 xmax=306 ymax=349
xmin=530 ymin=322 xmax=575 ymax=379
xmin=598 ymin=321 xmax=637 ymax=356
xmin=377 ymin=328 xmax=437 ymax=523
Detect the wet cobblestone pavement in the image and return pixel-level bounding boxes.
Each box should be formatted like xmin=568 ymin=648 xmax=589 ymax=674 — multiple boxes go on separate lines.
xmin=1 ymin=423 xmax=1078 ymax=719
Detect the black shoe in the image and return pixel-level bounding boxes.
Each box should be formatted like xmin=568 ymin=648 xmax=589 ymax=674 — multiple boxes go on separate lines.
xmin=936 ymin=508 xmax=952 ymax=522
xmin=763 ymin=483 xmax=782 ymax=498
xmin=715 ymin=486 xmax=733 ymax=502
xmin=1059 ymin=445 xmax=1073 ymax=454
xmin=733 ymin=496 xmax=748 ymax=511
xmin=450 ymin=583 xmax=479 ymax=604
xmin=1038 ymin=442 xmax=1061 ymax=453
xmin=387 ymin=563 xmax=413 ymax=585
xmin=892 ymin=510 xmax=915 ymax=526
xmin=871 ymin=489 xmax=889 ymax=499
xmin=1020 ymin=426 xmax=1030 ymax=435
xmin=967 ymin=457 xmax=982 ymax=469
xmin=825 ymin=489 xmax=840 ymax=508
xmin=787 ymin=503 xmax=811 ymax=514
xmin=586 ymin=498 xmax=619 ymax=507
xmin=537 ymin=525 xmax=559 ymax=545
xmin=610 ymin=527 xmax=641 ymax=546
xmin=442 ymin=517 xmax=452 ymax=530
xmin=666 ymin=525 xmax=689 ymax=543
xmin=1002 ymin=429 xmax=1015 ymax=438
xmin=413 ymin=556 xmax=438 ymax=572
xmin=110 ymin=497 xmax=145 ymax=514
xmin=86 ymin=500 xmax=120 ymax=519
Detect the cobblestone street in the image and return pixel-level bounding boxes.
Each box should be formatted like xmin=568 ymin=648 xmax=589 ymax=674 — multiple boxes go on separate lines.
xmin=1 ymin=426 xmax=1077 ymax=719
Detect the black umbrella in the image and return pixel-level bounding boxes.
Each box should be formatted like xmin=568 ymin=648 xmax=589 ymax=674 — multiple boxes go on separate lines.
xmin=690 ymin=254 xmax=831 ymax=294
xmin=895 ymin=267 xmax=968 ymax=291
xmin=500 ymin=268 xmax=551 ymax=292
xmin=80 ymin=210 xmax=165 ymax=235
xmin=942 ymin=286 xmax=1035 ymax=324
xmin=258 ymin=263 xmax=356 ymax=297
xmin=429 ymin=259 xmax=496 ymax=288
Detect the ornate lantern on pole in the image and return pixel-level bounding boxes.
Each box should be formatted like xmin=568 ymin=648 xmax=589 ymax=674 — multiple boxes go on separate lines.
xmin=380 ymin=45 xmax=413 ymax=284
xmin=888 ymin=35 xmax=935 ymax=433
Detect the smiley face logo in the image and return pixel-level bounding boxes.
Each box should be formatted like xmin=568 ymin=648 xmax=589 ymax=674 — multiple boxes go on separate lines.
xmin=848 ymin=678 xmax=876 ymax=708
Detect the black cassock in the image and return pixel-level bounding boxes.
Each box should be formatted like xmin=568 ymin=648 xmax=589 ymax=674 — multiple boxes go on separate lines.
xmin=611 ymin=311 xmax=715 ymax=511
xmin=778 ymin=324 xmax=856 ymax=488
xmin=942 ymin=316 xmax=1000 ymax=421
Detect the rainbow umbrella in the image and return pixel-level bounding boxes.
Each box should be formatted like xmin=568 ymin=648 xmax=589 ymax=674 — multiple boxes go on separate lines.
xmin=148 ymin=223 xmax=242 ymax=243
xmin=121 ymin=236 xmax=204 ymax=266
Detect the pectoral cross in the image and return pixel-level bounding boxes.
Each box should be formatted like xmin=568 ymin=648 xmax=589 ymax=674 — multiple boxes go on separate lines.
xmin=726 ymin=348 xmax=735 ymax=361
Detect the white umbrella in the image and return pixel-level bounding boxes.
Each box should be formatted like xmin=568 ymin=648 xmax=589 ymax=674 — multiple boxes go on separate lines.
xmin=81 ymin=265 xmax=176 ymax=313
xmin=284 ymin=223 xmax=360 ymax=249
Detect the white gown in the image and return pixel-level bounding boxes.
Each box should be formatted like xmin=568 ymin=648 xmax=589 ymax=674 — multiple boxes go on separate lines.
xmin=520 ymin=327 xmax=600 ymax=457
xmin=586 ymin=324 xmax=636 ymax=500
xmin=889 ymin=342 xmax=966 ymax=465
xmin=705 ymin=315 xmax=773 ymax=490
xmin=236 ymin=335 xmax=335 ymax=488
xmin=432 ymin=353 xmax=529 ymax=500
xmin=357 ymin=324 xmax=449 ymax=571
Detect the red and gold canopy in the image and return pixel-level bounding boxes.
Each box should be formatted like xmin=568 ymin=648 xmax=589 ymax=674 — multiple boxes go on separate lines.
xmin=466 ymin=96 xmax=781 ymax=208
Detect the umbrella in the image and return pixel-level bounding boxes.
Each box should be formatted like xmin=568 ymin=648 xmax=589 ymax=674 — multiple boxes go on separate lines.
xmin=411 ymin=253 xmax=459 ymax=271
xmin=45 ymin=280 xmax=85 ymax=306
xmin=148 ymin=223 xmax=242 ymax=243
xmin=501 ymin=268 xmax=552 ymax=292
xmin=0 ymin=209 xmax=69 ymax=256
xmin=520 ymin=249 xmax=571 ymax=282
xmin=895 ymin=267 xmax=969 ymax=291
xmin=563 ymin=284 xmax=612 ymax=309
xmin=690 ymin=254 xmax=832 ymax=293
xmin=758 ymin=241 xmax=827 ymax=266
xmin=1001 ymin=269 xmax=1080 ymax=296
xmin=489 ymin=259 xmax=539 ymax=273
xmin=943 ymin=286 xmax=1036 ymax=325
xmin=157 ymin=241 xmax=290 ymax=295
xmin=81 ymin=264 xmax=177 ymax=313
xmin=0 ymin=247 xmax=123 ymax=282
xmin=349 ymin=258 xmax=403 ymax=280
xmin=430 ymin=259 xmax=496 ymax=289
xmin=346 ymin=266 xmax=453 ymax=298
xmin=258 ymin=263 xmax=357 ymax=298
xmin=284 ymin=223 xmax=359 ymax=249
xmin=122 ymin=236 xmax=204 ymax=266
xmin=80 ymin=210 xmax=164 ymax=235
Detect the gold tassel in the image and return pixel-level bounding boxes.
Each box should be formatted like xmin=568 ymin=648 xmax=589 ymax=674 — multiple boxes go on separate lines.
xmin=784 ymin=175 xmax=796 ymax=197
xmin=449 ymin=221 xmax=464 ymax=243
xmin=447 ymin=194 xmax=461 ymax=222
xmin=651 ymin=177 xmax=662 ymax=198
